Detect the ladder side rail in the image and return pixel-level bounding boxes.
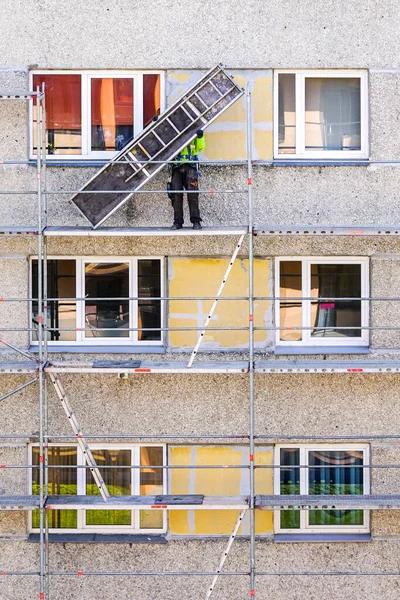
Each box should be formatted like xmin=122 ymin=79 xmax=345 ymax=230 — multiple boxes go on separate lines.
xmin=48 ymin=373 xmax=110 ymax=502
xmin=205 ymin=508 xmax=247 ymax=600
xmin=188 ymin=234 xmax=246 ymax=368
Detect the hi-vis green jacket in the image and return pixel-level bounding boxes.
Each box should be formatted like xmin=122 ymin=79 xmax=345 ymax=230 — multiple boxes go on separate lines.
xmin=175 ymin=134 xmax=206 ymax=164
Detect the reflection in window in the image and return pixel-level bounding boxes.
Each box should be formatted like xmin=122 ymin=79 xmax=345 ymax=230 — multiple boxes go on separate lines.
xmin=32 ymin=259 xmax=77 ymax=342
xmin=91 ymin=78 xmax=134 ymax=151
xmin=138 ymin=259 xmax=161 ymax=341
xmin=278 ymin=74 xmax=296 ymax=154
xmin=311 ymin=264 xmax=361 ymax=338
xmin=305 ymin=78 xmax=361 ymax=151
xmin=143 ymin=74 xmax=161 ymax=128
xmin=33 ymin=74 xmax=82 ymax=155
xmin=85 ymin=262 xmax=129 ymax=338
xmin=140 ymin=446 xmax=164 ymax=529
xmin=32 ymin=446 xmax=77 ymax=529
xmin=280 ymin=448 xmax=300 ymax=529
xmin=279 ymin=261 xmax=302 ymax=341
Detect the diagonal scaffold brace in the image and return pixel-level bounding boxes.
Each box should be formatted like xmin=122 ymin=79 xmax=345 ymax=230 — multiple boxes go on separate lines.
xmin=205 ymin=507 xmax=248 ymax=599
xmin=48 ymin=372 xmax=110 ymax=502
xmin=187 ymin=234 xmax=246 ymax=367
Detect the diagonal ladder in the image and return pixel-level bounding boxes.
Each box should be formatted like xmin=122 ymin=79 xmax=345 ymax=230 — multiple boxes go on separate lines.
xmin=205 ymin=508 xmax=247 ymax=600
xmin=188 ymin=234 xmax=245 ymax=367
xmin=48 ymin=373 xmax=110 ymax=502
xmin=71 ymin=64 xmax=244 ymax=228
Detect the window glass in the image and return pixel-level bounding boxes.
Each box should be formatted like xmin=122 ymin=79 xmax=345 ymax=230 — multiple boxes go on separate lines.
xmin=138 ymin=259 xmax=161 ymax=341
xmin=278 ymin=74 xmax=296 ymax=155
xmin=140 ymin=446 xmax=164 ymax=529
xmin=308 ymin=450 xmax=364 ymax=526
xmin=279 ymin=261 xmax=302 ymax=341
xmin=310 ymin=264 xmax=361 ymax=338
xmin=86 ymin=449 xmax=131 ymax=526
xmin=91 ymin=78 xmax=134 ymax=151
xmin=143 ymin=74 xmax=161 ymax=128
xmin=33 ymin=74 xmax=82 ymax=155
xmin=280 ymin=448 xmax=300 ymax=529
xmin=305 ymin=78 xmax=361 ymax=152
xmin=32 ymin=446 xmax=77 ymax=529
xmin=84 ymin=262 xmax=129 ymax=338
xmin=32 ymin=259 xmax=76 ymax=342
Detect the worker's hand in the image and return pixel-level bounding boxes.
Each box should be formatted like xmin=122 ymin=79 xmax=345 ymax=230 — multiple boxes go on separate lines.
xmin=196 ymin=129 xmax=204 ymax=138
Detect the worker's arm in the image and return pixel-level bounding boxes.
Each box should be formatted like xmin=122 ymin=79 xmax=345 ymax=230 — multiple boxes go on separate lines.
xmin=194 ymin=129 xmax=206 ymax=154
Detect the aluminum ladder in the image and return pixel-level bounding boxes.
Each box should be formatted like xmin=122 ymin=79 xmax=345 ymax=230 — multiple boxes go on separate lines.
xmin=71 ymin=64 xmax=244 ymax=228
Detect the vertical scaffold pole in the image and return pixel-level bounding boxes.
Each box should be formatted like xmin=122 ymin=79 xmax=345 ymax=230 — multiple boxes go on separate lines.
xmin=36 ymin=86 xmax=45 ymax=600
xmin=246 ymin=84 xmax=256 ymax=599
xmin=41 ymin=83 xmax=50 ymax=600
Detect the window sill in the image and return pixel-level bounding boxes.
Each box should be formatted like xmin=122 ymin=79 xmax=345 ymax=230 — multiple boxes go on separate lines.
xmin=29 ymin=345 xmax=166 ymax=354
xmin=272 ymin=160 xmax=370 ymax=167
xmin=274 ymin=346 xmax=370 ymax=355
xmin=274 ymin=533 xmax=371 ymax=543
xmin=28 ymin=533 xmax=167 ymax=544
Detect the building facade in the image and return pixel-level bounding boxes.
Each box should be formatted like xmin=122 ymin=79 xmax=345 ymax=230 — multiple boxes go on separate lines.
xmin=0 ymin=1 xmax=400 ymax=598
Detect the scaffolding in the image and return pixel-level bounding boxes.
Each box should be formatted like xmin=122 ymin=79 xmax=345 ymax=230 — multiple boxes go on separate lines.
xmin=1 ymin=78 xmax=400 ymax=600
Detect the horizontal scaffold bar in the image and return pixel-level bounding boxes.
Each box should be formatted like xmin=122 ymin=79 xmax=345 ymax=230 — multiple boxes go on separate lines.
xmin=254 ymin=225 xmax=400 ymax=236
xmin=44 ymin=226 xmax=248 ymax=237
xmin=255 ymin=494 xmax=400 ymax=510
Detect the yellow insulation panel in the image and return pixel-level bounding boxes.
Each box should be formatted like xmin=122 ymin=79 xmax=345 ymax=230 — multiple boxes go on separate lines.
xmin=169 ymin=258 xmax=270 ymax=348
xmin=169 ymin=446 xmax=273 ymax=535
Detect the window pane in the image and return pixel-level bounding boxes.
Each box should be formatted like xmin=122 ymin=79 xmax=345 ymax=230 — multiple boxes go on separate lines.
xmin=305 ymin=78 xmax=361 ymax=151
xmin=138 ymin=260 xmax=161 ymax=341
xmin=86 ymin=449 xmax=131 ymax=526
xmin=140 ymin=447 xmax=163 ymax=529
xmin=279 ymin=261 xmax=302 ymax=341
xmin=143 ymin=74 xmax=161 ymax=128
xmin=32 ymin=446 xmax=77 ymax=529
xmin=280 ymin=448 xmax=300 ymax=529
xmin=310 ymin=264 xmax=361 ymax=338
xmin=278 ymin=74 xmax=296 ymax=154
xmin=32 ymin=260 xmax=76 ymax=342
xmin=85 ymin=263 xmax=129 ymax=338
xmin=33 ymin=74 xmax=82 ymax=155
xmin=91 ymin=78 xmax=134 ymax=151
xmin=308 ymin=450 xmax=364 ymax=526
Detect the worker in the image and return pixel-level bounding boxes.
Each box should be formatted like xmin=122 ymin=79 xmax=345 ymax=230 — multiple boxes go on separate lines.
xmin=170 ymin=129 xmax=205 ymax=230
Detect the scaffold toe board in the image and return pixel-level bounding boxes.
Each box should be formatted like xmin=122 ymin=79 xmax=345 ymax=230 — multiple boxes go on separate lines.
xmin=71 ymin=64 xmax=244 ymax=228
xmin=46 ymin=495 xmax=248 ymax=510
xmin=255 ymin=360 xmax=400 ymax=374
xmin=0 ymin=496 xmax=40 ymax=510
xmin=45 ymin=361 xmax=250 ymax=374
xmin=0 ymin=227 xmax=39 ymax=236
xmin=44 ymin=226 xmax=248 ymax=237
xmin=253 ymin=225 xmax=400 ymax=236
xmin=255 ymin=494 xmax=400 ymax=510
xmin=0 ymin=362 xmax=39 ymax=374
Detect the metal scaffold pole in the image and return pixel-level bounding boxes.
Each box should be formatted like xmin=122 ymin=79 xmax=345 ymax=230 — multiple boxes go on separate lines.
xmin=246 ymin=84 xmax=256 ymax=599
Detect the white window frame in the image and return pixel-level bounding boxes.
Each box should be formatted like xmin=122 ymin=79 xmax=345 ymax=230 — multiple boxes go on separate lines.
xmin=29 ymin=255 xmax=164 ymax=347
xmin=29 ymin=70 xmax=165 ymax=160
xmin=28 ymin=443 xmax=167 ymax=534
xmin=274 ymin=444 xmax=370 ymax=534
xmin=273 ymin=70 xmax=369 ymax=159
xmin=275 ymin=257 xmax=369 ymax=347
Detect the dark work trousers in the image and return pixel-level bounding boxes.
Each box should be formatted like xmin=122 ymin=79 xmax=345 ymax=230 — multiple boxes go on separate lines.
xmin=171 ymin=163 xmax=202 ymax=225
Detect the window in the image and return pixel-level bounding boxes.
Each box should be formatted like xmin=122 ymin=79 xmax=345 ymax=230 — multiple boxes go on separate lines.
xmin=275 ymin=445 xmax=370 ymax=534
xmin=30 ymin=445 xmax=166 ymax=533
xmin=31 ymin=71 xmax=163 ymax=159
xmin=276 ymin=258 xmax=369 ymax=347
xmin=31 ymin=257 xmax=163 ymax=346
xmin=274 ymin=70 xmax=368 ymax=159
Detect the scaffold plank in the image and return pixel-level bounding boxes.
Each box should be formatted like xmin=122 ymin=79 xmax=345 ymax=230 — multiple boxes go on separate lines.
xmin=0 ymin=227 xmax=38 ymax=236
xmin=255 ymin=360 xmax=400 ymax=374
xmin=255 ymin=494 xmax=400 ymax=510
xmin=253 ymin=225 xmax=400 ymax=236
xmin=44 ymin=226 xmax=247 ymax=237
xmin=0 ymin=362 xmax=39 ymax=374
xmin=0 ymin=496 xmax=40 ymax=510
xmin=46 ymin=494 xmax=205 ymax=510
xmin=46 ymin=361 xmax=249 ymax=374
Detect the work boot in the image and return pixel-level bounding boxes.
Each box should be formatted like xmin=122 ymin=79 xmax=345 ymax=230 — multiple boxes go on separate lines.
xmin=171 ymin=223 xmax=183 ymax=230
xmin=193 ymin=222 xmax=202 ymax=230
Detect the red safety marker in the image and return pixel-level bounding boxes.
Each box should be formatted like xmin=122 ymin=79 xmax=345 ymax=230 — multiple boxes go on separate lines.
xmin=250 ymin=590 xmax=255 ymax=597
xmin=248 ymin=178 xmax=252 ymax=185
xmin=249 ymin=454 xmax=254 ymax=462
xmin=40 ymin=593 xmax=45 ymax=599
xmin=249 ymin=315 xmax=253 ymax=322
xmin=77 ymin=571 xmax=84 ymax=576
xmin=151 ymin=505 xmax=167 ymax=509
xmin=39 ymin=455 xmax=44 ymax=463
xmin=134 ymin=368 xmax=151 ymax=373
xmin=1 ymin=571 xmax=7 ymax=575
xmin=347 ymin=368 xmax=364 ymax=373
xmin=209 ymin=189 xmax=215 ymax=194
xmin=37 ymin=316 xmax=43 ymax=324
xmin=349 ymin=231 xmax=365 ymax=235
xmin=0 ymin=465 xmax=6 ymax=469
xmin=0 ymin=298 xmax=4 ymax=302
